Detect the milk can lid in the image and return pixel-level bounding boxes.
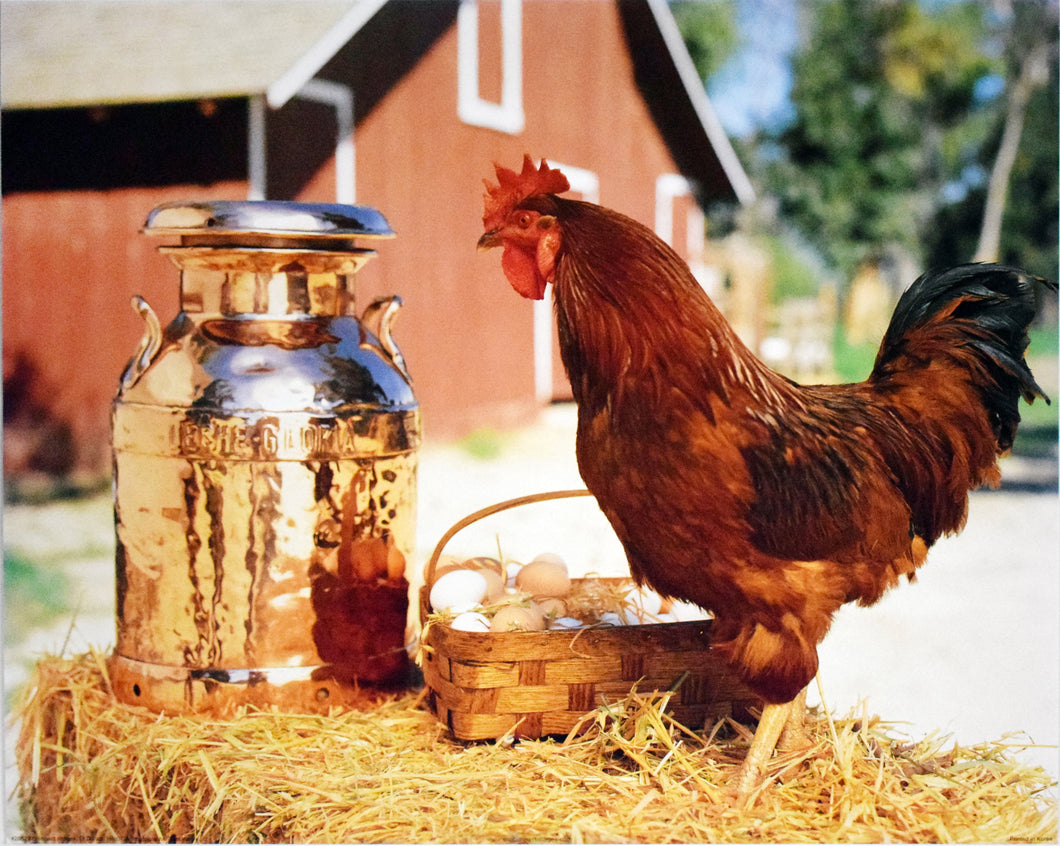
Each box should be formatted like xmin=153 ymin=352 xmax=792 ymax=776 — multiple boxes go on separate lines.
xmin=143 ymin=200 xmax=395 ymax=239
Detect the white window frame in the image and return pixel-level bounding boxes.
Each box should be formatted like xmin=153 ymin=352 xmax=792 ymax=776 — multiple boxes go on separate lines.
xmin=654 ymin=173 xmax=694 ymax=246
xmin=457 ymin=0 xmax=524 ymax=134
xmin=655 ymin=173 xmax=711 ymax=293
xmin=248 ymin=95 xmax=267 ymax=200
xmin=247 ymin=82 xmax=356 ymax=203
xmin=297 ymin=79 xmax=356 ymax=204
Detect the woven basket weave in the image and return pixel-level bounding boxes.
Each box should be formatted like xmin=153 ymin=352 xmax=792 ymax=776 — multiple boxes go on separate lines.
xmin=419 ymin=490 xmax=761 ymax=741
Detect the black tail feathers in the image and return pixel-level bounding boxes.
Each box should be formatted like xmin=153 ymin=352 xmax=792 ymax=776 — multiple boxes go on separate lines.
xmin=871 ymin=263 xmax=1056 ymax=451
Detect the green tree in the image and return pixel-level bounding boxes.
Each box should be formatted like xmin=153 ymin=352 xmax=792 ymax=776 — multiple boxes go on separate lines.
xmin=670 ymin=0 xmax=740 ymax=82
xmin=929 ymin=2 xmax=1058 ymax=274
xmin=927 ymin=75 xmax=1058 ymax=274
xmin=762 ymin=0 xmax=996 ymax=281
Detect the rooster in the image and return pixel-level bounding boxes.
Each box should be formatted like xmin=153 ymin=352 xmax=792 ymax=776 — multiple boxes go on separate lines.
xmin=477 ymin=156 xmax=1055 ymax=802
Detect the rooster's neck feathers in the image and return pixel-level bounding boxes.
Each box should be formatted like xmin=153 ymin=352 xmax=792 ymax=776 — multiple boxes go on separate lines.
xmin=549 ymin=197 xmax=786 ymax=415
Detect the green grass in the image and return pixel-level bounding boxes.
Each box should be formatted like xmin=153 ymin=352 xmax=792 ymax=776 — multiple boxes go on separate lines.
xmin=832 ymin=322 xmax=879 ymax=382
xmin=1011 ymin=421 xmax=1058 ymax=458
xmin=458 ymin=427 xmax=506 ymax=460
xmin=4 ymin=551 xmax=72 ymax=644
xmin=1012 ymin=324 xmax=1058 ymax=437
xmin=1016 ymin=388 xmax=1058 ymax=430
xmin=830 ymin=323 xmax=1058 ymax=457
xmin=766 ymin=235 xmax=823 ymax=302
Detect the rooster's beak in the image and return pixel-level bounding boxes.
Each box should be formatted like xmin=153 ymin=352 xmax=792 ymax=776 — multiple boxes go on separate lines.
xmin=478 ymin=230 xmax=501 ymax=251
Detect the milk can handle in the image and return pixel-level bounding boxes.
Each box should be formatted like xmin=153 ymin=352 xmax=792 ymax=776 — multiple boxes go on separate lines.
xmin=361 ymin=294 xmax=412 ymax=384
xmin=121 ymin=296 xmax=162 ymax=391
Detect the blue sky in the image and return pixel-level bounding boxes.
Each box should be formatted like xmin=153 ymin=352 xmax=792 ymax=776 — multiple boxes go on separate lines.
xmin=703 ymin=0 xmax=800 ymax=138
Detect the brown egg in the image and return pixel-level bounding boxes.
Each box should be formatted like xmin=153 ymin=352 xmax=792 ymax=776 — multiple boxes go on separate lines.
xmin=515 ymin=558 xmax=571 ymax=598
xmin=490 ymin=604 xmax=546 ymax=633
xmin=386 ymin=544 xmax=407 ymax=581
xmin=461 ymin=556 xmax=504 ymax=575
xmin=422 ymin=554 xmax=464 ymax=583
xmin=530 ymin=552 xmax=567 ymax=568
xmin=532 ymin=597 xmax=567 ymax=621
xmin=479 ymin=567 xmax=507 ymax=602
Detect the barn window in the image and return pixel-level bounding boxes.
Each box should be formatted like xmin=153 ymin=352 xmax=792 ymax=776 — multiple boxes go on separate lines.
xmin=457 ymin=0 xmax=524 ymax=133
xmin=656 ymin=173 xmax=711 ymax=293
xmin=654 ymin=173 xmax=694 ymax=247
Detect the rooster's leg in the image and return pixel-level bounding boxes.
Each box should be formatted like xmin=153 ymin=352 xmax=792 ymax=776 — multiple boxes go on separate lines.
xmin=732 ymin=687 xmax=809 ymax=803
xmin=778 ymin=687 xmax=810 ymax=750
xmin=732 ymin=701 xmax=790 ymax=802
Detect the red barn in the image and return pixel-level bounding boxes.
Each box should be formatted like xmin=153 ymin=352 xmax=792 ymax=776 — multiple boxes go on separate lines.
xmin=2 ymin=0 xmax=752 ymax=485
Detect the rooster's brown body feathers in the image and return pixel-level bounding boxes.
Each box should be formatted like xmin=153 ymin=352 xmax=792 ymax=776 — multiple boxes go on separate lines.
xmin=480 ymin=162 xmax=1053 ymax=709
xmin=542 ymin=196 xmax=1050 ymax=704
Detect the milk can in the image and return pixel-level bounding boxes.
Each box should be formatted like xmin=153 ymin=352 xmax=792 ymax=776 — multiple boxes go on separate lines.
xmin=109 ymin=201 xmax=420 ymax=714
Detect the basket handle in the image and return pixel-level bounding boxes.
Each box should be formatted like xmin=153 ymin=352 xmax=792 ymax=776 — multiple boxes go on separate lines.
xmin=424 ymin=489 xmax=595 ymax=593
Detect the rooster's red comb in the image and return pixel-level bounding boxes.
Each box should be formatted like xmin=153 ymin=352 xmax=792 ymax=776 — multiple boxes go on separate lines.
xmin=482 ymin=155 xmax=570 ymax=231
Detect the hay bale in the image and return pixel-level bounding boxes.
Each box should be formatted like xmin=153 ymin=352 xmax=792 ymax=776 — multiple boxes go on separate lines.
xmin=13 ymin=650 xmax=1056 ymax=842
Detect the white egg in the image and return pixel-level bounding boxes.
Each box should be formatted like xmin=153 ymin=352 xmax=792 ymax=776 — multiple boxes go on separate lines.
xmin=504 ymin=561 xmax=523 ymax=588
xmin=598 ymin=611 xmax=624 ymax=627
xmin=450 ymin=611 xmax=492 ymax=632
xmin=429 ymin=569 xmax=489 ymax=614
xmin=548 ymin=616 xmax=584 ymax=630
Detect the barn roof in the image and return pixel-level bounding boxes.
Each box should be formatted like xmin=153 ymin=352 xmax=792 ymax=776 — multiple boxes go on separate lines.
xmin=0 ymin=0 xmax=380 ymax=110
xmin=1 ymin=0 xmax=752 ymax=203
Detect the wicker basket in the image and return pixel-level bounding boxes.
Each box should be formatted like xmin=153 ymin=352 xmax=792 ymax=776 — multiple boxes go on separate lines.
xmin=419 ymin=490 xmax=761 ymax=741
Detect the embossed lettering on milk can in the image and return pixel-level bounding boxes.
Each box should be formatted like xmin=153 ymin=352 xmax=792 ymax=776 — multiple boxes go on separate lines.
xmin=109 ymin=201 xmax=420 ymax=713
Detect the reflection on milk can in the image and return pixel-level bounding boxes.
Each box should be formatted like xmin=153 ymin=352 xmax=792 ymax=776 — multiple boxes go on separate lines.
xmin=109 ymin=201 xmax=420 ymax=714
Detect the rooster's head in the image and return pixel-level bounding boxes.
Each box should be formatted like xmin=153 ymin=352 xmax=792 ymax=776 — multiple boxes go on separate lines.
xmin=478 ymin=155 xmax=570 ymax=300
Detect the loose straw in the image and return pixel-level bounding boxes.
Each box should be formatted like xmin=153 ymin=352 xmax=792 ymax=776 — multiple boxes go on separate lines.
xmin=12 ymin=650 xmax=1056 ymax=843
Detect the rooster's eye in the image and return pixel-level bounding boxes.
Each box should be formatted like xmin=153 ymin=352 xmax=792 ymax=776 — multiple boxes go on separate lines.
xmin=516 ymin=212 xmax=533 ymax=229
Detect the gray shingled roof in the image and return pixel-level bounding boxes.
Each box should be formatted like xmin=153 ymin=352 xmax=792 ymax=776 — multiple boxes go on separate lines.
xmin=1 ymin=0 xmax=753 ymax=203
xmin=1 ymin=1 xmax=378 ymax=109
